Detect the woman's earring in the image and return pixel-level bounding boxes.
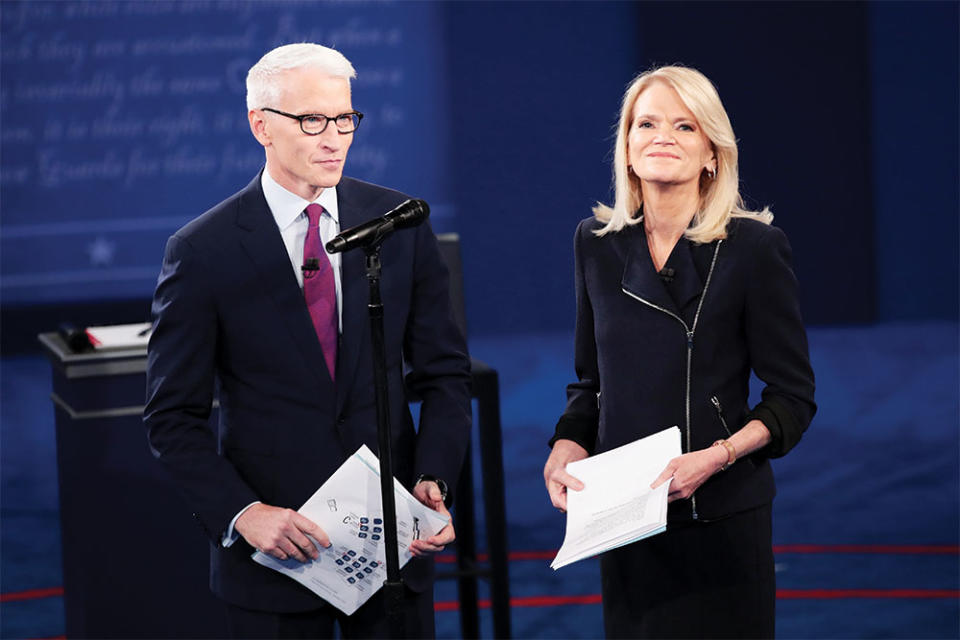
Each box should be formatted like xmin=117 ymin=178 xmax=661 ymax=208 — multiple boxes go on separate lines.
xmin=708 ymin=167 xmax=717 ymax=180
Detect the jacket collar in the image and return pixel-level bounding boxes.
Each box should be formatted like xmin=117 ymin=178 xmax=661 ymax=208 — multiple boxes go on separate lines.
xmin=621 ymin=222 xmax=705 ymax=319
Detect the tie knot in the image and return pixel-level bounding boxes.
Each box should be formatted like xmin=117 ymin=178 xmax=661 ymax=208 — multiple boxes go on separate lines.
xmin=305 ymin=203 xmax=325 ymax=225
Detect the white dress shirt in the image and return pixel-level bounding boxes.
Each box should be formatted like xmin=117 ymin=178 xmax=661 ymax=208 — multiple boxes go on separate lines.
xmin=261 ymin=169 xmax=343 ymax=328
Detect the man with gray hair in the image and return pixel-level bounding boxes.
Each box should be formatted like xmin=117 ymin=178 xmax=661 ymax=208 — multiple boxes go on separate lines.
xmin=145 ymin=42 xmax=472 ymax=638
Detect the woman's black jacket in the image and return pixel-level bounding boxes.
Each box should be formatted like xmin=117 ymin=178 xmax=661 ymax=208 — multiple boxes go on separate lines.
xmin=552 ymin=215 xmax=816 ymax=521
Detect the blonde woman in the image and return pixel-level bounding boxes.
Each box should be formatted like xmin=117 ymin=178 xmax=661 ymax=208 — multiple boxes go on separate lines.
xmin=544 ymin=66 xmax=816 ymax=638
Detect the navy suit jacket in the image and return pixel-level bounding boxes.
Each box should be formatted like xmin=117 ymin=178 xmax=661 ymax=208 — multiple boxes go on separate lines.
xmin=144 ymin=173 xmax=472 ymax=612
xmin=554 ymin=216 xmax=816 ymax=521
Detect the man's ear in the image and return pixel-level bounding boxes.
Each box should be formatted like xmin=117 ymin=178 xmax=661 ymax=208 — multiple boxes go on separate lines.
xmin=249 ymin=109 xmax=270 ymax=148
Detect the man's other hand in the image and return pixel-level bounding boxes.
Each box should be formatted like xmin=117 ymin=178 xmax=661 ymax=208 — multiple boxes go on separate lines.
xmin=410 ymin=480 xmax=455 ymax=557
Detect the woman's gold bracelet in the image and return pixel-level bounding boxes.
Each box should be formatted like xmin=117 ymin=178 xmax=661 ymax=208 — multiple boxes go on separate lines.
xmin=711 ymin=438 xmax=737 ymax=471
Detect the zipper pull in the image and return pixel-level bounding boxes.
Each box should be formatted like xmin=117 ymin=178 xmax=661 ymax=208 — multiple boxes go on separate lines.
xmin=711 ymin=395 xmax=732 ymax=435
xmin=686 ymin=331 xmax=694 ymax=346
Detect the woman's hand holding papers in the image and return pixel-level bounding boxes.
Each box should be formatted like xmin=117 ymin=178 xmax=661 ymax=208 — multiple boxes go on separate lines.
xmin=651 ymin=419 xmax=773 ymax=501
xmin=409 ymin=481 xmax=455 ymax=557
xmin=650 ymin=447 xmax=728 ymax=502
xmin=544 ymin=439 xmax=589 ymax=512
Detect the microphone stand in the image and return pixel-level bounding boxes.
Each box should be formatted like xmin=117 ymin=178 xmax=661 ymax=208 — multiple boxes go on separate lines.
xmin=364 ymin=241 xmax=405 ymax=636
xmin=329 ymin=202 xmax=428 ymax=635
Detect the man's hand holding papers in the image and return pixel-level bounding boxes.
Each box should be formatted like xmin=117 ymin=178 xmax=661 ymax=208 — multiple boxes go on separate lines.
xmin=550 ymin=427 xmax=681 ymax=570
xmin=409 ymin=481 xmax=455 ymax=557
xmin=237 ymin=504 xmax=330 ymax=563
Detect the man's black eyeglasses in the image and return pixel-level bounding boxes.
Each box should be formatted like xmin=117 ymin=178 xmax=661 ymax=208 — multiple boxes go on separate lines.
xmin=261 ymin=108 xmax=363 ymax=135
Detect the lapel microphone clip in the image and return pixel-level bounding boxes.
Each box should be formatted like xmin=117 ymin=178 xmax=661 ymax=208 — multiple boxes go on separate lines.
xmin=302 ymin=257 xmax=320 ymax=278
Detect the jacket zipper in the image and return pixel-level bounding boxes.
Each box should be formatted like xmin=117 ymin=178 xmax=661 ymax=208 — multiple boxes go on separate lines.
xmin=710 ymin=395 xmax=733 ymax=436
xmin=620 ymin=240 xmax=722 ymax=520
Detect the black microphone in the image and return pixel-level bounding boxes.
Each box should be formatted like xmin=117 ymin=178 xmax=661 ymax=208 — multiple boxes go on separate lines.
xmin=325 ymin=198 xmax=429 ymax=254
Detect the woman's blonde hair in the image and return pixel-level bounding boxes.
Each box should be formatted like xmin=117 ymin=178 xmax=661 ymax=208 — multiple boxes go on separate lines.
xmin=594 ymin=65 xmax=772 ymax=242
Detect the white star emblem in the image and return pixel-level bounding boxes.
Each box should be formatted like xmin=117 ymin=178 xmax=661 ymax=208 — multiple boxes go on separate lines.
xmin=87 ymin=236 xmax=116 ymax=266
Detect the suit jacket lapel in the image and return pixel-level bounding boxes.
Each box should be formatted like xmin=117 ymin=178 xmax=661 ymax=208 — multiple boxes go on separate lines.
xmin=334 ymin=179 xmax=369 ymax=416
xmin=234 ymin=174 xmax=331 ymax=389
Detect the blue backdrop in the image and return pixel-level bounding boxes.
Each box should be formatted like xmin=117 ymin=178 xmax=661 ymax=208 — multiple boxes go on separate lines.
xmin=1 ymin=1 xmax=957 ymax=340
xmin=1 ymin=1 xmax=454 ymax=304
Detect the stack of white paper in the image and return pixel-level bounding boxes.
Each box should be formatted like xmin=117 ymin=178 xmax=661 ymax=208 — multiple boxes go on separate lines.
xmin=252 ymin=445 xmax=449 ymax=615
xmin=85 ymin=322 xmax=152 ymax=349
xmin=551 ymin=426 xmax=681 ymax=570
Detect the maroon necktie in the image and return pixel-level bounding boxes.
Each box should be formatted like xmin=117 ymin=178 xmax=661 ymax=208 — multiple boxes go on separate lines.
xmin=303 ymin=204 xmax=337 ymax=380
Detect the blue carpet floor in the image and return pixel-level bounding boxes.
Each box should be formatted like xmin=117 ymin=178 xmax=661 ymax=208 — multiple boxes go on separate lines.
xmin=2 ymin=322 xmax=958 ymax=638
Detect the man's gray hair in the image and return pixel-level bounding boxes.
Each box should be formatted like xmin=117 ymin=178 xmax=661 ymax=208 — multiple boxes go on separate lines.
xmin=246 ymin=43 xmax=356 ymax=111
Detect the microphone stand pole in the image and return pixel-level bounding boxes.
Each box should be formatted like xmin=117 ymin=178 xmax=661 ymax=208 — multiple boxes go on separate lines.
xmin=364 ymin=242 xmax=405 ymax=636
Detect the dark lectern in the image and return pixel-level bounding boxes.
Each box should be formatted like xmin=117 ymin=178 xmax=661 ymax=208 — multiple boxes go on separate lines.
xmin=38 ymin=332 xmax=227 ymax=639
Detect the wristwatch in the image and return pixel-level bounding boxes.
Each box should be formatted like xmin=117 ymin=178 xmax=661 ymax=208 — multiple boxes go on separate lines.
xmin=415 ymin=474 xmax=449 ymax=503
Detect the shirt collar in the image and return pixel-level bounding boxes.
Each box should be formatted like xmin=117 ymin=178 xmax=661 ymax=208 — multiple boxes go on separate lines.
xmin=261 ymin=169 xmax=340 ymax=231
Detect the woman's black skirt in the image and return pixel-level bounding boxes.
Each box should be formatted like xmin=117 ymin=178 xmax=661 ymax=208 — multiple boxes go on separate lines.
xmin=600 ymin=503 xmax=775 ymax=639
